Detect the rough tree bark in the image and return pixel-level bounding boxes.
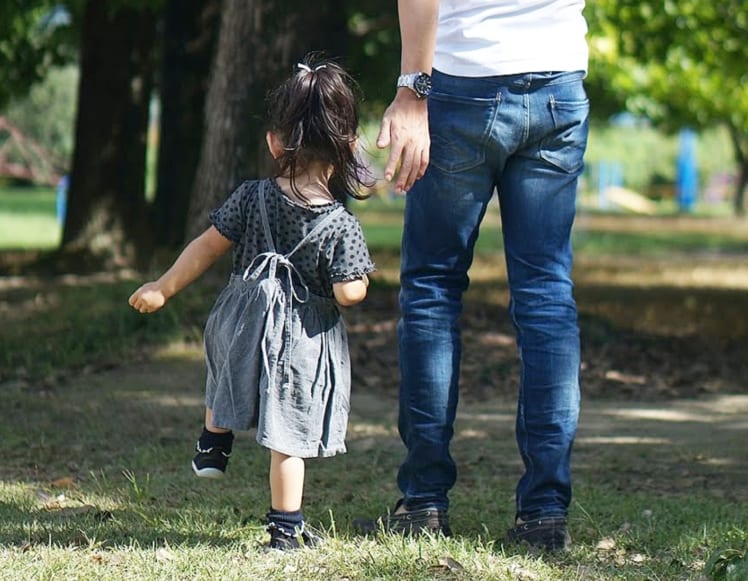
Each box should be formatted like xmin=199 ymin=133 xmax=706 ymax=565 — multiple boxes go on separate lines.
xmin=728 ymin=124 xmax=747 ymax=217
xmin=185 ymin=0 xmax=347 ymax=240
xmin=61 ymin=1 xmax=157 ymax=268
xmin=152 ymin=0 xmax=221 ymax=248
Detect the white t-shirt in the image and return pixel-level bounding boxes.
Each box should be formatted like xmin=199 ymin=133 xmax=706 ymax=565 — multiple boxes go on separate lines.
xmin=434 ymin=0 xmax=588 ymax=77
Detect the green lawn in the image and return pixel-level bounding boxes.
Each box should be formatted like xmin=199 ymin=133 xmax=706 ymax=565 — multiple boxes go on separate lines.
xmin=350 ymin=196 xmax=748 ymax=257
xmin=2 ymin=189 xmax=748 ymax=579
xmin=0 ymin=186 xmax=61 ymax=249
xmin=2 ymin=186 xmax=747 ymax=258
xmin=1 ymin=349 xmax=747 ymax=580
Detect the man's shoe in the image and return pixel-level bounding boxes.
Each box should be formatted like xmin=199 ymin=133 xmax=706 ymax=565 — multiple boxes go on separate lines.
xmin=265 ymin=522 xmax=323 ymax=551
xmin=353 ymin=499 xmax=452 ymax=537
xmin=191 ymin=443 xmax=230 ymax=479
xmin=506 ymin=516 xmax=571 ymax=552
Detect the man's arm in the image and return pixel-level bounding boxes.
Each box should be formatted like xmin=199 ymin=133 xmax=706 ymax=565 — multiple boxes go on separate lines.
xmin=377 ymin=0 xmax=439 ymax=194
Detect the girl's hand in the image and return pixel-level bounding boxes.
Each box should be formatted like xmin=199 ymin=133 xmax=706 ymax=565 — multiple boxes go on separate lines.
xmin=129 ymin=282 xmax=168 ymax=313
xmin=333 ymin=276 xmax=369 ymax=307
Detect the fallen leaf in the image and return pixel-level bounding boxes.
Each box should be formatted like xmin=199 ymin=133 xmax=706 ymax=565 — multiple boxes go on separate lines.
xmin=51 ymin=476 xmax=75 ymax=488
xmin=437 ymin=556 xmax=465 ymax=572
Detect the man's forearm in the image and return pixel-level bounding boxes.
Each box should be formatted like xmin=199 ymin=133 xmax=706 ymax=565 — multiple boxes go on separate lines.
xmin=398 ymin=0 xmax=439 ymax=73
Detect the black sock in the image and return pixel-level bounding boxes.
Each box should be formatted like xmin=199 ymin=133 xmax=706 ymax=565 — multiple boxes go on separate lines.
xmin=198 ymin=427 xmax=234 ymax=452
xmin=267 ymin=508 xmax=303 ymax=536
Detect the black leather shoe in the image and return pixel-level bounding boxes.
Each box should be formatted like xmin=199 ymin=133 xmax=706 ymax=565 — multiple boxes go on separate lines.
xmin=353 ymin=499 xmax=452 ymax=537
xmin=506 ymin=516 xmax=571 ymax=552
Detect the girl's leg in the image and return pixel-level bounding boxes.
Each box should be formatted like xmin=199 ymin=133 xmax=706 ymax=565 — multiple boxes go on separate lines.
xmin=265 ymin=450 xmax=320 ymax=550
xmin=192 ymin=407 xmax=234 ymax=478
xmin=269 ymin=450 xmax=305 ymax=511
xmin=204 ymin=407 xmax=231 ymax=434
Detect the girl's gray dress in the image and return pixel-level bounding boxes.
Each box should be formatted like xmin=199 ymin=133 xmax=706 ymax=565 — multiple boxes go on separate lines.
xmin=203 ymin=179 xmax=374 ymax=459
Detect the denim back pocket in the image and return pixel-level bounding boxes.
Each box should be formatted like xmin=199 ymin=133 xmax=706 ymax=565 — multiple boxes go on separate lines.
xmin=429 ymin=91 xmax=495 ymax=174
xmin=539 ymin=85 xmax=590 ymax=175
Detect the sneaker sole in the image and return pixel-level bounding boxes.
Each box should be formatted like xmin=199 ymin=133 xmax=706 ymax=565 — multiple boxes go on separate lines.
xmin=191 ymin=461 xmax=225 ymax=479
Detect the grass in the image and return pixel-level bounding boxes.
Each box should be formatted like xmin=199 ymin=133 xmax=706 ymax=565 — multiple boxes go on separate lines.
xmin=0 ymin=186 xmax=61 ymax=249
xmin=4 ymin=186 xmax=748 ymax=257
xmin=1 ymin=351 xmax=748 ymax=580
xmin=0 ymin=277 xmax=211 ymax=382
xmin=2 ymin=188 xmax=748 ymax=579
xmin=349 ymin=197 xmax=748 ymax=257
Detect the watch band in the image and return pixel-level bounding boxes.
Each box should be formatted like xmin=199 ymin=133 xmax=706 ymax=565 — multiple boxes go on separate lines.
xmin=396 ymin=72 xmax=432 ymax=99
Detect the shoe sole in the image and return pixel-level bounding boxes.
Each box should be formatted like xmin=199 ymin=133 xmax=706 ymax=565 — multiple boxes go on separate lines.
xmin=191 ymin=461 xmax=225 ymax=479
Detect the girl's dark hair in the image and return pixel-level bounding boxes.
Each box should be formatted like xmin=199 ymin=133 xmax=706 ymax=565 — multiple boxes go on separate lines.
xmin=266 ymin=53 xmax=372 ymax=203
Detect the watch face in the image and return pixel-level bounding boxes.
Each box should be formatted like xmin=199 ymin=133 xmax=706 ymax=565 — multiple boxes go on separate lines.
xmin=414 ymin=73 xmax=432 ymax=98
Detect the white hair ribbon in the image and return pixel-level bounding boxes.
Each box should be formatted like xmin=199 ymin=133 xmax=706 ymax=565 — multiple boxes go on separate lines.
xmin=296 ymin=63 xmax=327 ymax=73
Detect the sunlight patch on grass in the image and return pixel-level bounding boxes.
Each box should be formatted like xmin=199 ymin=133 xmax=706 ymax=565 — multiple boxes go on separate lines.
xmin=0 ymin=213 xmax=60 ymax=249
xmin=607 ymin=408 xmax=725 ymax=423
xmin=0 ymin=188 xmax=61 ymax=249
xmin=576 ymin=436 xmax=672 ymax=445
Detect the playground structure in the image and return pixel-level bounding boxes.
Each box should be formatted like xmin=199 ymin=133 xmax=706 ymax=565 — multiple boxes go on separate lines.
xmin=0 ymin=116 xmax=64 ymax=187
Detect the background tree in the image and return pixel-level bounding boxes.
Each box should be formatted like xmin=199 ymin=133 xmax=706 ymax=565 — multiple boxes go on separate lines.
xmin=151 ymin=0 xmax=221 ymax=248
xmin=185 ymin=0 xmax=349 ymax=239
xmin=585 ymin=0 xmax=748 ymax=215
xmin=2 ymin=2 xmax=402 ymax=267
xmin=62 ymin=1 xmax=158 ymax=267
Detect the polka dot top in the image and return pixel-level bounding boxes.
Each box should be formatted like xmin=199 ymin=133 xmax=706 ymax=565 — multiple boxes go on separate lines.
xmin=210 ymin=178 xmax=375 ymax=298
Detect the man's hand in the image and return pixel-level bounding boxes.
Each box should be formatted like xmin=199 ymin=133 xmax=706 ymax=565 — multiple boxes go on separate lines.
xmin=377 ymin=91 xmax=430 ymax=194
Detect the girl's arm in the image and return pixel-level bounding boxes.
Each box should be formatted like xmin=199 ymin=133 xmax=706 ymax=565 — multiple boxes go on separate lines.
xmin=333 ymin=274 xmax=369 ymax=307
xmin=129 ymin=226 xmax=233 ymax=313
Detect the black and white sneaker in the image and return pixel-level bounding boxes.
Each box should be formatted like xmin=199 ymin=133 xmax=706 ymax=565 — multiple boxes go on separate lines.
xmin=191 ymin=443 xmax=230 ymax=479
xmin=265 ymin=522 xmax=323 ymax=551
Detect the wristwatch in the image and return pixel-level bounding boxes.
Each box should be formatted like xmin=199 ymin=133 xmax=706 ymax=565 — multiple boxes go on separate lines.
xmin=397 ymin=72 xmax=432 ymax=99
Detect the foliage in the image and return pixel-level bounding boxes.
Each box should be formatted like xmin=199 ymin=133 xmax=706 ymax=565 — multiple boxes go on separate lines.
xmin=584 ymin=0 xmax=748 ymax=213
xmin=0 ymin=3 xmax=78 ymax=110
xmin=585 ymin=1 xmax=748 ymax=129
xmin=3 ymin=65 xmax=79 ymax=166
xmin=345 ymin=3 xmax=400 ymax=113
xmin=706 ymin=530 xmax=748 ymax=581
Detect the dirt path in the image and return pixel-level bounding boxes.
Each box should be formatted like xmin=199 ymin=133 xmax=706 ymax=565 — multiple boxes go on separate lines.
xmin=351 ymin=388 xmax=748 ymax=503
xmin=88 ymin=353 xmax=748 ymax=504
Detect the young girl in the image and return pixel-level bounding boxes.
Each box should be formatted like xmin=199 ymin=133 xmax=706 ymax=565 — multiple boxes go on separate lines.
xmin=128 ymin=55 xmax=375 ymax=551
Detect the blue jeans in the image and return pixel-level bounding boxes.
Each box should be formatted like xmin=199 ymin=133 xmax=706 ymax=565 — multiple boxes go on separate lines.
xmin=397 ymin=70 xmax=589 ymax=520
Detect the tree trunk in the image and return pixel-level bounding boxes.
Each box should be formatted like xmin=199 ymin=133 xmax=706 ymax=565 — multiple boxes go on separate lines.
xmin=728 ymin=124 xmax=747 ymax=217
xmin=61 ymin=1 xmax=157 ymax=268
xmin=185 ymin=0 xmax=347 ymax=240
xmin=152 ymin=0 xmax=221 ymax=248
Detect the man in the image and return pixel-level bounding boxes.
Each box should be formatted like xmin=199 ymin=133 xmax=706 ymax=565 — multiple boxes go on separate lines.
xmin=354 ymin=0 xmax=590 ymax=552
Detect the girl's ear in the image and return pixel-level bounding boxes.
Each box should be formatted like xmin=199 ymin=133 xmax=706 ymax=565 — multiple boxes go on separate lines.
xmin=266 ymin=131 xmax=284 ymax=159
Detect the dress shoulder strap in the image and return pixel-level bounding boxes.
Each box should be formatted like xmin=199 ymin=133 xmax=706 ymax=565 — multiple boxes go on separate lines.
xmin=257 ymin=179 xmax=344 ymax=258
xmin=257 ymin=181 xmax=276 ymax=253
xmin=286 ymin=205 xmax=345 ymax=259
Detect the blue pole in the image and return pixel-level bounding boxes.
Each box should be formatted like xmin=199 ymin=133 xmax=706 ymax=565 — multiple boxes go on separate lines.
xmin=676 ymin=129 xmax=698 ymax=212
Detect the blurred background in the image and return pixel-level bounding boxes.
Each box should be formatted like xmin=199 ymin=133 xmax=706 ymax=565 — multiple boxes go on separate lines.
xmin=0 ymin=1 xmax=746 ymax=266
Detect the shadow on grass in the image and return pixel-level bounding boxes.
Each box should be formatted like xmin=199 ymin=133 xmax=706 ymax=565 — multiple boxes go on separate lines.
xmin=1 ymin=345 xmax=747 ymax=581
xmin=1 ymin=247 xmax=747 ymax=573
